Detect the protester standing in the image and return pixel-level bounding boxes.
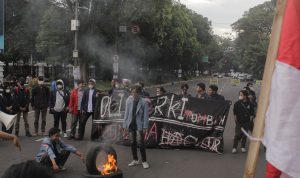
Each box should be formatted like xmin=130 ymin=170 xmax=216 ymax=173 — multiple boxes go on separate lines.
xmin=137 ymin=82 xmax=150 ymax=97
xmin=232 ymin=90 xmax=255 ymax=153
xmin=207 ymin=85 xmax=225 ymax=100
xmin=14 ymin=79 xmax=32 ymax=137
xmin=78 ymin=79 xmax=98 ymax=140
xmin=0 ymin=85 xmax=15 ymax=133
xmin=195 ymin=83 xmax=209 ymax=100
xmin=179 ymin=83 xmax=192 ymax=97
xmin=123 ymin=85 xmax=150 ymax=169
xmin=49 ymin=79 xmax=69 ymax=138
xmin=31 ymin=77 xmax=50 ymax=136
xmin=156 ymin=86 xmax=166 ymax=96
xmin=68 ymin=80 xmax=84 ymax=140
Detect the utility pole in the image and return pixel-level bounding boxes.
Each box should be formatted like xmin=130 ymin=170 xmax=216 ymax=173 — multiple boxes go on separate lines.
xmin=71 ymin=0 xmax=80 ymax=81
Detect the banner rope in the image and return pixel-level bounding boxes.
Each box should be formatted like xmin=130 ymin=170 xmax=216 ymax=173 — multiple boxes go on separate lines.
xmin=241 ymin=128 xmax=263 ymax=142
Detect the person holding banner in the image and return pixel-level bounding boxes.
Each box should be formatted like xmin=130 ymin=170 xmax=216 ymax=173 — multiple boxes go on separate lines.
xmin=207 ymin=85 xmax=225 ymax=100
xmin=179 ymin=83 xmax=192 ymax=98
xmin=123 ymin=85 xmax=150 ymax=169
xmin=232 ymin=90 xmax=255 ymax=154
xmin=195 ymin=83 xmax=209 ymax=100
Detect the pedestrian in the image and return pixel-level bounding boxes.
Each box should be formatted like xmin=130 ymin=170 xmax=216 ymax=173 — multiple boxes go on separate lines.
xmin=137 ymin=82 xmax=150 ymax=97
xmin=13 ymin=78 xmax=32 ymax=137
xmin=156 ymin=86 xmax=166 ymax=96
xmin=35 ymin=128 xmax=84 ymax=172
xmin=68 ymin=79 xmax=84 ymax=140
xmin=232 ymin=90 xmax=255 ymax=154
xmin=207 ymin=85 xmax=225 ymax=100
xmin=0 ymin=85 xmax=15 ymax=133
xmin=0 ymin=130 xmax=21 ymax=151
xmin=195 ymin=83 xmax=209 ymax=100
xmin=49 ymin=79 xmax=70 ymax=138
xmin=179 ymin=83 xmax=192 ymax=98
xmin=108 ymin=79 xmax=116 ymax=96
xmin=123 ymin=85 xmax=150 ymax=169
xmin=77 ymin=79 xmax=99 ymax=140
xmin=2 ymin=160 xmax=53 ymax=178
xmin=31 ymin=76 xmax=50 ymax=136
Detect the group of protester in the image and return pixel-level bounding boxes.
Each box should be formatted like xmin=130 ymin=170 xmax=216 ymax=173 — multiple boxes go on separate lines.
xmin=0 ymin=78 xmax=258 ymax=177
xmin=0 ymin=77 xmax=100 ymax=141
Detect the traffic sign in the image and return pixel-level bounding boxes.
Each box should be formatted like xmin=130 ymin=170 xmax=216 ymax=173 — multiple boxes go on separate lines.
xmin=209 ymin=78 xmax=218 ymax=85
xmin=231 ymin=79 xmax=240 ymax=86
xmin=131 ymin=25 xmax=140 ymax=34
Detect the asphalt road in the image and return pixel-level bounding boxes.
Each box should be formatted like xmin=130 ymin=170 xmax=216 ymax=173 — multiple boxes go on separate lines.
xmin=0 ymin=77 xmax=266 ymax=178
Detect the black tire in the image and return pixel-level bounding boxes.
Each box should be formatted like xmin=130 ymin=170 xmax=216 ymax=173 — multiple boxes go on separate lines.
xmin=86 ymin=144 xmax=118 ymax=175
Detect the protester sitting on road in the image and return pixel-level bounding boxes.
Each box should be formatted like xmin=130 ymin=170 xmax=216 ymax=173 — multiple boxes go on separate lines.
xmin=0 ymin=85 xmax=15 ymax=134
xmin=195 ymin=83 xmax=209 ymax=100
xmin=68 ymin=79 xmax=84 ymax=140
xmin=207 ymin=85 xmax=225 ymax=100
xmin=179 ymin=83 xmax=192 ymax=98
xmin=2 ymin=160 xmax=53 ymax=178
xmin=49 ymin=79 xmax=70 ymax=138
xmin=35 ymin=128 xmax=84 ymax=172
xmin=156 ymin=86 xmax=166 ymax=96
xmin=232 ymin=90 xmax=255 ymax=154
xmin=31 ymin=76 xmax=50 ymax=136
xmin=13 ymin=78 xmax=32 ymax=137
xmin=0 ymin=131 xmax=21 ymax=151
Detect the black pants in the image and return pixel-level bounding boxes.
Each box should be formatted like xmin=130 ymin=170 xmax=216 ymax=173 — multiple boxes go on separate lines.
xmin=78 ymin=112 xmax=93 ymax=139
xmin=130 ymin=130 xmax=147 ymax=162
xmin=53 ymin=111 xmax=68 ymax=132
xmin=40 ymin=150 xmax=70 ymax=168
xmin=233 ymin=122 xmax=250 ymax=149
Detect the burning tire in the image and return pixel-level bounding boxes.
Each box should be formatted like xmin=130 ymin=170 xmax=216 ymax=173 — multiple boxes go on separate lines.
xmin=84 ymin=144 xmax=123 ymax=178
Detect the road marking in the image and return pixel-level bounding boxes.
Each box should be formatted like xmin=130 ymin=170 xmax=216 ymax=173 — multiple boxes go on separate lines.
xmin=35 ymin=126 xmax=79 ymax=142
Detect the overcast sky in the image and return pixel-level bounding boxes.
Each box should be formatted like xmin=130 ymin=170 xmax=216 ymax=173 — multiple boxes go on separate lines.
xmin=181 ymin=0 xmax=269 ymax=37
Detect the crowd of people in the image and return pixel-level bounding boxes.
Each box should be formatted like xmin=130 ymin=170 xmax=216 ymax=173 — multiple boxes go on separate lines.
xmin=0 ymin=77 xmax=257 ymax=177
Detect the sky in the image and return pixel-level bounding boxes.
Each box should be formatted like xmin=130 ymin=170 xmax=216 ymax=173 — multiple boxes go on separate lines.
xmin=181 ymin=0 xmax=269 ymax=37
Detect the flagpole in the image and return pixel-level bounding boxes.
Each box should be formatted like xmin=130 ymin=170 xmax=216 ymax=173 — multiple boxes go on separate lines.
xmin=243 ymin=0 xmax=287 ymax=178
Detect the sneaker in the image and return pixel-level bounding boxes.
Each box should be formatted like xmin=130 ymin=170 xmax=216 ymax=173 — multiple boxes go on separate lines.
xmin=68 ymin=135 xmax=75 ymax=140
xmin=128 ymin=160 xmax=139 ymax=167
xmin=32 ymin=133 xmax=39 ymax=137
xmin=26 ymin=132 xmax=32 ymax=137
xmin=59 ymin=166 xmax=67 ymax=171
xmin=241 ymin=148 xmax=247 ymax=153
xmin=232 ymin=148 xmax=237 ymax=154
xmin=142 ymin=162 xmax=150 ymax=169
xmin=63 ymin=133 xmax=68 ymax=138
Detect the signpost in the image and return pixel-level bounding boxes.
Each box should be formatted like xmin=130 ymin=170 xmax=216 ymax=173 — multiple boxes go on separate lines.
xmin=113 ymin=54 xmax=119 ymax=80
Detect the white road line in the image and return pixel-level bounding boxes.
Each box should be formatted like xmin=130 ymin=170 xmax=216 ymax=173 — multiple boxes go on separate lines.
xmin=35 ymin=126 xmax=79 ymax=142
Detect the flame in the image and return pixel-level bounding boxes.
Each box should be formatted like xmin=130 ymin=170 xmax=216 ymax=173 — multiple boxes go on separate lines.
xmin=99 ymin=154 xmax=118 ymax=175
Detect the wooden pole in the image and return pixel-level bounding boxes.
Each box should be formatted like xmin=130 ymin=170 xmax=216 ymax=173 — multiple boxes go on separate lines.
xmin=243 ymin=0 xmax=287 ymax=177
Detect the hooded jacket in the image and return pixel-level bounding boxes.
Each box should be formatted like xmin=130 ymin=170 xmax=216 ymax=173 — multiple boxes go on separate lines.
xmin=49 ymin=80 xmax=70 ymax=112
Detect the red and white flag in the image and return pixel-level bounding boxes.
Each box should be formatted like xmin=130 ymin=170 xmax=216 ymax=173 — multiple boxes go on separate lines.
xmin=263 ymin=0 xmax=300 ymax=177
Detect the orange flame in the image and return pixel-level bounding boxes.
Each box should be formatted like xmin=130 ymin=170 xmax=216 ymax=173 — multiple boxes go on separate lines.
xmin=99 ymin=154 xmax=118 ymax=175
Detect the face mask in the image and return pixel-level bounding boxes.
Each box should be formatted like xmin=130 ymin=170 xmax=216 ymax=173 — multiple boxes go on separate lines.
xmin=89 ymin=85 xmax=94 ymax=89
xmin=239 ymin=96 xmax=243 ymax=100
xmin=38 ymin=81 xmax=44 ymax=85
xmin=57 ymin=85 xmax=63 ymax=90
xmin=5 ymin=89 xmax=10 ymax=93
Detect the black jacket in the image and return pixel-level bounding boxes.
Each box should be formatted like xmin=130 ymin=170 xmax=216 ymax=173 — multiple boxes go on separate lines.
xmin=81 ymin=88 xmax=98 ymax=112
xmin=0 ymin=93 xmax=14 ymax=114
xmin=209 ymin=93 xmax=225 ymax=101
xmin=13 ymin=87 xmax=30 ymax=112
xmin=49 ymin=89 xmax=70 ymax=111
xmin=233 ymin=100 xmax=254 ymax=124
xmin=31 ymin=85 xmax=50 ymax=109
